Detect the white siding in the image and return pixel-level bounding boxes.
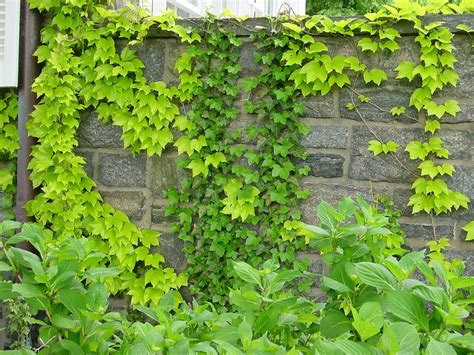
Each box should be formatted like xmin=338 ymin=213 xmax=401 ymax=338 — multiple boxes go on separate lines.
xmin=0 ymin=0 xmax=20 ymax=87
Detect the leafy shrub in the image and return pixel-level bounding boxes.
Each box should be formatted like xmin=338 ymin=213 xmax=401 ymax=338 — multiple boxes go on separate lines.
xmin=305 ymin=0 xmax=463 ymax=15
xmin=1 ymin=197 xmax=474 ymax=353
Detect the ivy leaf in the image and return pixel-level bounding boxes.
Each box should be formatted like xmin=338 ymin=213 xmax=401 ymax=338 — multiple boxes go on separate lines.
xmin=396 ymin=61 xmax=415 ymax=81
xmin=418 ymin=161 xmax=438 ymax=179
xmin=368 ymin=140 xmax=382 ymax=156
xmin=463 ymin=222 xmax=474 ymax=241
xmin=241 ymin=77 xmax=259 ymax=92
xmin=440 ymin=70 xmax=459 ymax=87
xmin=186 ymin=159 xmax=209 ymax=177
xmin=390 ymin=106 xmax=406 ymax=116
xmin=443 ymin=100 xmax=461 ymax=117
xmin=437 ymin=163 xmax=454 ymax=176
xmin=282 ymin=22 xmax=302 ymax=33
xmin=363 ymin=68 xmax=387 ymax=86
xmin=358 ymin=38 xmax=378 ymax=53
xmin=307 ymin=42 xmax=328 ymax=53
xmin=405 ymin=141 xmax=428 ymax=160
xmin=204 ymin=152 xmax=226 ymax=168
xmin=424 ymin=119 xmax=441 ymax=134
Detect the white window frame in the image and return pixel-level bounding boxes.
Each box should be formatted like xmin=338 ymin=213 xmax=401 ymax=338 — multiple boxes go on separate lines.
xmin=0 ymin=0 xmax=21 ymax=87
xmin=146 ymin=0 xmax=306 ymax=18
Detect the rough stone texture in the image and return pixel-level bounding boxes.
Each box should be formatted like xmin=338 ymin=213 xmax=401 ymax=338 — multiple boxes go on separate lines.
xmin=442 ymin=102 xmax=474 ymax=123
xmin=133 ymin=39 xmax=166 ymax=83
xmin=97 ymin=153 xmax=147 ymax=187
xmin=152 ymin=204 xmax=177 ymax=225
xmin=445 ymin=165 xmax=474 ymax=221
xmin=340 ymin=86 xmax=418 ymax=123
xmin=393 ymin=188 xmax=418 ymax=217
xmin=238 ymin=39 xmax=261 ymax=76
xmin=152 ymin=233 xmax=187 ymax=273
xmin=401 ymin=223 xmax=455 ymax=240
xmin=305 ymin=153 xmax=345 ymax=178
xmin=77 ymin=111 xmax=123 ymax=148
xmin=350 ymin=125 xmax=421 ymax=182
xmin=437 ymin=129 xmax=472 ymax=160
xmin=151 ymin=149 xmax=185 ymax=197
xmin=299 ymin=95 xmax=335 ymax=118
xmin=302 ymin=125 xmax=348 ymax=149
xmin=100 ymin=190 xmax=147 ymax=221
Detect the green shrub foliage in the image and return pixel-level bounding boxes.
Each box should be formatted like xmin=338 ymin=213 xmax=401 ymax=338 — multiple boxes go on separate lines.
xmin=1 ymin=197 xmax=474 ymax=353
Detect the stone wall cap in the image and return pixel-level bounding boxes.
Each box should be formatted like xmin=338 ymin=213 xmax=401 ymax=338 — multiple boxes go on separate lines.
xmin=146 ymin=13 xmax=474 ymax=38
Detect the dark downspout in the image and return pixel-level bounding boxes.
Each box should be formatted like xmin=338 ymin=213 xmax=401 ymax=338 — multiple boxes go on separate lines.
xmin=15 ymin=0 xmax=40 ymax=224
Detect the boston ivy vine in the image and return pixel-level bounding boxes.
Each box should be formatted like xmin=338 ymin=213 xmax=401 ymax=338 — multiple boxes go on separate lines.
xmin=167 ymin=18 xmax=311 ymax=304
xmin=0 ymin=91 xmax=18 ymax=220
xmin=25 ymin=0 xmax=200 ymax=305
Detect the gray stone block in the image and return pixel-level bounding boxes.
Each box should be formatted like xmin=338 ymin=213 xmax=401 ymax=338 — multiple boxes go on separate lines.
xmin=301 ymin=182 xmax=387 ymax=224
xmin=77 ymin=111 xmax=123 ymax=148
xmin=440 ymin=67 xmax=474 ymax=97
xmin=350 ymin=126 xmax=420 ymax=182
xmin=133 ymin=39 xmax=166 ymax=83
xmin=238 ymin=39 xmax=261 ymax=76
xmin=152 ymin=233 xmax=187 ymax=273
xmin=299 ymin=95 xmax=334 ymax=118
xmin=301 ymin=125 xmax=349 ymax=149
xmin=401 ymin=222 xmax=454 ymax=239
xmin=100 ymin=190 xmax=146 ymax=221
xmin=76 ymin=150 xmax=94 ymax=178
xmin=151 ymin=204 xmax=178 ymax=225
xmin=340 ymin=86 xmax=418 ymax=123
xmin=151 ymin=150 xmax=185 ymax=197
xmin=445 ymin=165 xmax=474 ymax=221
xmin=437 ymin=129 xmax=472 ymax=160
xmin=97 ymin=153 xmax=147 ymax=187
xmin=305 ymin=153 xmax=344 ymax=178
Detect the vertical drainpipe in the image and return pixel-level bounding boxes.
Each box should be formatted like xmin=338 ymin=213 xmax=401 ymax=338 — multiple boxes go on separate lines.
xmin=15 ymin=0 xmax=40 ymax=224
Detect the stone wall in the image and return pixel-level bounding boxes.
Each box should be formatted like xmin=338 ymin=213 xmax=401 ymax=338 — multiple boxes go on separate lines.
xmin=75 ymin=16 xmax=474 ymax=274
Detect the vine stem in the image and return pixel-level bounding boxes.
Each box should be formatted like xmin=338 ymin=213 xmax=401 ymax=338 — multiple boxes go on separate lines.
xmin=348 ymin=88 xmax=419 ymax=178
xmin=429 ymin=212 xmax=437 ymax=240
xmin=348 ymin=86 xmax=418 ymax=123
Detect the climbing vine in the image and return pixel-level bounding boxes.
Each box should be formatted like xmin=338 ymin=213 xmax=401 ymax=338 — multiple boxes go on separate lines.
xmin=0 ymin=0 xmax=472 ymax=309
xmin=167 ymin=17 xmax=311 ymax=304
xmin=25 ymin=0 xmax=200 ymax=305
xmin=276 ymin=0 xmax=473 ymax=235
xmin=0 ymin=91 xmax=18 ymax=220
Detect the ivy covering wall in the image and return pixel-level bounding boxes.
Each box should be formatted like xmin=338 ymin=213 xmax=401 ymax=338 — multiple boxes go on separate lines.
xmin=0 ymin=0 xmax=474 ymax=353
xmin=0 ymin=0 xmax=472 ymax=307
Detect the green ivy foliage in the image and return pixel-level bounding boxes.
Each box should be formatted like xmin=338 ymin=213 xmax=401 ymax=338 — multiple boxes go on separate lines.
xmin=167 ymin=18 xmax=311 ymax=305
xmin=0 ymin=91 xmax=18 ymax=220
xmin=0 ymin=0 xmax=471 ymax=311
xmin=25 ymin=0 xmax=201 ymax=305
